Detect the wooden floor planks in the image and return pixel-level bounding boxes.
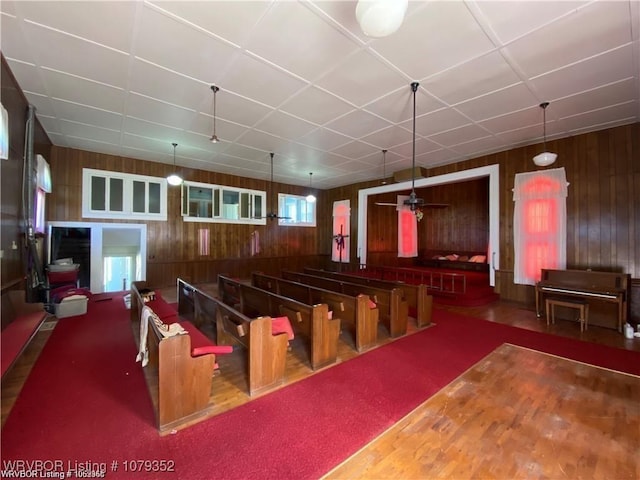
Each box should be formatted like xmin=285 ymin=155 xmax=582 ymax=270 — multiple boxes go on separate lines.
xmin=324 ymin=344 xmax=640 ymax=479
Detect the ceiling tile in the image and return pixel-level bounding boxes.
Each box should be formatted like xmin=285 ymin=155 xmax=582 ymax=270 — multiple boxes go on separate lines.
xmin=245 ymin=1 xmax=360 ymax=81
xmin=324 ymin=110 xmax=391 ymax=139
xmin=454 ymin=83 xmax=538 ymax=122
xmin=422 ymin=51 xmax=521 ymax=105
xmin=370 ymin=1 xmax=496 ymax=80
xmin=13 ymin=0 xmax=137 ymax=52
xmin=253 ymin=110 xmax=318 ymax=140
xmin=429 ymin=124 xmax=493 ymax=148
xmin=298 ymin=127 xmax=353 ymax=151
xmin=315 ymin=49 xmax=407 ymax=107
xmin=552 ymin=78 xmax=638 ymax=119
xmin=279 ymin=86 xmax=354 ymax=125
xmin=220 ymin=52 xmax=308 ymax=107
xmin=149 ymin=1 xmax=272 ymax=47
xmin=125 ymin=93 xmax=197 ymax=128
xmin=504 ymin=1 xmax=633 ymax=78
xmin=529 ymin=44 xmax=636 ymax=101
xmin=136 ymin=3 xmax=239 ymax=83
xmin=20 ymin=20 xmax=130 ymax=88
xmin=473 ymin=1 xmax=588 ymax=44
xmin=40 ymin=68 xmax=126 ymax=114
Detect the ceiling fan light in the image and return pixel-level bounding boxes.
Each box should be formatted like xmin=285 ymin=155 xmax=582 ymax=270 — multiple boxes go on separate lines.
xmin=356 ymin=0 xmax=408 ymax=38
xmin=533 ymin=151 xmax=557 ymax=167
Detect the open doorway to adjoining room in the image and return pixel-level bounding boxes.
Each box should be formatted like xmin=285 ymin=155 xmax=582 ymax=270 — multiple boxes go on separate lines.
xmin=47 ymin=222 xmax=146 ymax=294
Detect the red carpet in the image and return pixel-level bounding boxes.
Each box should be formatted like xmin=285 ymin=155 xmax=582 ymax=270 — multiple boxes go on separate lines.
xmin=2 ymin=292 xmax=638 ymax=479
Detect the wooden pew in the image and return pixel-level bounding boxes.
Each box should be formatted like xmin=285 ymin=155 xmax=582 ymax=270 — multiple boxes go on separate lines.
xmin=131 ymin=281 xmax=217 ymax=434
xmin=177 ymin=279 xmax=289 ymax=396
xmin=218 ymin=275 xmax=341 ymax=370
xmin=281 ymin=270 xmax=409 ymax=338
xmin=303 ymin=267 xmax=433 ymax=328
xmin=251 ymin=271 xmax=379 ymax=352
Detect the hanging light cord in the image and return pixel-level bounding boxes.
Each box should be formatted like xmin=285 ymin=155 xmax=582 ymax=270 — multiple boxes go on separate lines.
xmin=172 ymin=142 xmax=177 ymax=167
xmin=410 ymin=82 xmax=419 ymax=194
xmin=382 ymin=149 xmax=387 ymax=183
xmin=541 ymin=101 xmax=549 ymax=151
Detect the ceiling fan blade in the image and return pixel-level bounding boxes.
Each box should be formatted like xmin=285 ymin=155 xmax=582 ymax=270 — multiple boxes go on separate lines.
xmin=374 ymin=202 xmax=398 ymax=206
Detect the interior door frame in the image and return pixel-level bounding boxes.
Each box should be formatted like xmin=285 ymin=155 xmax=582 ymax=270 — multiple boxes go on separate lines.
xmin=47 ymin=221 xmax=147 ymax=293
xmin=357 ymin=164 xmax=500 ymax=286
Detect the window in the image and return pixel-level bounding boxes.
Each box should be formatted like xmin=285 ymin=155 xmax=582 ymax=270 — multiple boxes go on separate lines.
xmin=278 ymin=193 xmax=316 ymax=227
xmin=181 ymin=180 xmax=266 ymax=225
xmin=513 ymin=168 xmax=568 ymax=285
xmin=35 ymin=155 xmax=52 ymax=233
xmin=82 ymin=169 xmax=167 ymax=221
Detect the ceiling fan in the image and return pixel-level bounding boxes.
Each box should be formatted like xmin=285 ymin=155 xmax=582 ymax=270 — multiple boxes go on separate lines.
xmin=254 ymin=152 xmax=291 ymax=221
xmin=404 ymin=81 xmax=424 ymax=212
xmin=375 ymin=199 xmax=448 ymax=208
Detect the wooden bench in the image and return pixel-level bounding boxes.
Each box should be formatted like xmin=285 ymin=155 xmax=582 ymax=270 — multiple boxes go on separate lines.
xmin=304 ymin=267 xmax=433 ymax=328
xmin=282 ymin=270 xmax=409 ymax=338
xmin=252 ymin=271 xmax=379 ymax=352
xmin=1 ymin=289 xmax=49 ymax=379
xmin=131 ymin=281 xmax=231 ymax=433
xmin=545 ymin=296 xmax=590 ymax=332
xmin=177 ymin=278 xmax=289 ymax=396
xmin=218 ymin=275 xmax=340 ymax=370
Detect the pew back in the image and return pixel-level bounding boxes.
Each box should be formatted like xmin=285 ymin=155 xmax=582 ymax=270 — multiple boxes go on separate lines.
xmin=281 ymin=270 xmax=408 ymax=338
xmin=252 ymin=272 xmax=378 ymax=351
xmin=218 ymin=275 xmax=340 ymax=370
xmin=304 ymin=268 xmax=433 ymax=328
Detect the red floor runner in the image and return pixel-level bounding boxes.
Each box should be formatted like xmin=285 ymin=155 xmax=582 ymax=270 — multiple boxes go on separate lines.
xmin=2 ymin=293 xmax=638 ymax=479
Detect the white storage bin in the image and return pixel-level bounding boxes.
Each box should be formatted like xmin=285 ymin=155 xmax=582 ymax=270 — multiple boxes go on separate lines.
xmin=55 ymin=296 xmax=88 ymax=318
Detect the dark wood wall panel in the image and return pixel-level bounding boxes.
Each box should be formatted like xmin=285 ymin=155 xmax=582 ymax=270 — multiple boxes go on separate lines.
xmin=1 ymin=55 xmax=51 ymax=289
xmin=326 ymin=123 xmax=639 ymax=305
xmin=47 ymin=146 xmax=328 ymax=287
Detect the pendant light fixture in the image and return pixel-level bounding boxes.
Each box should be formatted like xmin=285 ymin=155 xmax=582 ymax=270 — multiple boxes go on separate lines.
xmin=381 ymin=149 xmax=388 ymax=185
xmin=210 ymin=85 xmax=220 ymax=144
xmin=356 ymin=0 xmax=408 ymax=38
xmin=306 ymin=172 xmax=316 ymax=203
xmin=532 ymin=101 xmax=557 ymax=167
xmin=166 ymin=142 xmax=182 ymax=186
xmin=403 ymin=82 xmax=425 ymax=212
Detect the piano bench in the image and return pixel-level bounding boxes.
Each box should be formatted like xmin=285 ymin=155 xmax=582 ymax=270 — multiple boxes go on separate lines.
xmin=545 ymin=297 xmax=590 ymax=332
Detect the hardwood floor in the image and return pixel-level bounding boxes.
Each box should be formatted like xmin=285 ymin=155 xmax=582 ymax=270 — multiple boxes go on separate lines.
xmin=2 ymin=286 xmax=639 ymax=479
xmin=324 ymin=344 xmax=640 ymax=479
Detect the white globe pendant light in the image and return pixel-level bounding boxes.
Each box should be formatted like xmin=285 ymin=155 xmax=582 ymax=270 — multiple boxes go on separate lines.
xmin=356 ymin=0 xmax=408 ymax=38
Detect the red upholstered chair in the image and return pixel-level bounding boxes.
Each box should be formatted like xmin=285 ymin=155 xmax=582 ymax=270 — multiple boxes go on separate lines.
xmin=47 ymin=266 xmax=80 ymax=303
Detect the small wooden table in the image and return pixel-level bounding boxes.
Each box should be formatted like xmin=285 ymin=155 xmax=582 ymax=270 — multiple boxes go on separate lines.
xmin=545 ymin=297 xmax=590 ymax=332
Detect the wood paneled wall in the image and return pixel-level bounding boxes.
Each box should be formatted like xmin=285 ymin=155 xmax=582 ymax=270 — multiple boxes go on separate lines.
xmin=47 ymin=146 xmax=331 ymax=287
xmin=326 ymin=123 xmax=640 ymax=304
xmin=0 ymin=55 xmax=51 ymax=290
xmin=365 ymin=178 xmax=488 ymax=259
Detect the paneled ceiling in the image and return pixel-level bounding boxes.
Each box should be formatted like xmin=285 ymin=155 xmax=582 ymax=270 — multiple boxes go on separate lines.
xmin=1 ymin=1 xmax=638 ymax=189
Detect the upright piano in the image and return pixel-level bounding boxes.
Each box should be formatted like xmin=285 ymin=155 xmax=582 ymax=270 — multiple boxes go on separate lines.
xmin=536 ymin=269 xmax=630 ymax=332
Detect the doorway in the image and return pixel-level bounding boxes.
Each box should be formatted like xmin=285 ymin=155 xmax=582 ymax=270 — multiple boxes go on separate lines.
xmin=47 ymin=222 xmax=147 ymax=294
